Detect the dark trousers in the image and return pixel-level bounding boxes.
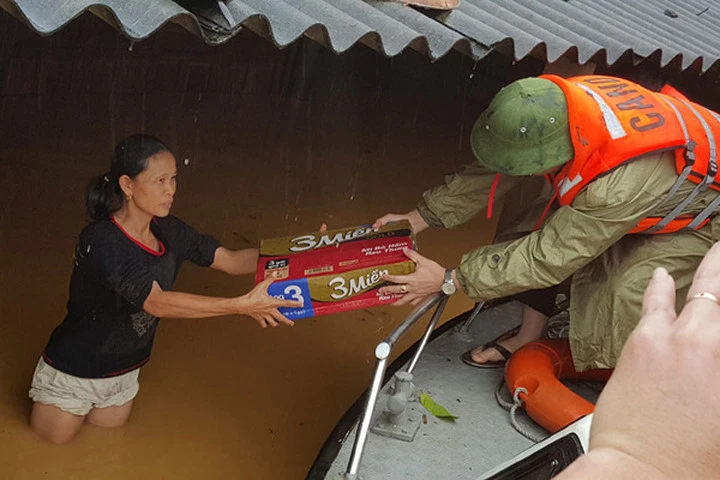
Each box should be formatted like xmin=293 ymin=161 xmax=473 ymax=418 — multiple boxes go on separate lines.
xmin=511 ymin=280 xmax=570 ymax=317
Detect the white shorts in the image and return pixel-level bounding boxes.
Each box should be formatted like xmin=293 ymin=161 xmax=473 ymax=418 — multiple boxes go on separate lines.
xmin=28 ymin=358 xmax=140 ymax=416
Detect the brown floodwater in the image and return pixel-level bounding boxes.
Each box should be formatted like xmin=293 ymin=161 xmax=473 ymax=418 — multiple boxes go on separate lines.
xmin=0 ymin=84 xmax=497 ymax=479
xmin=6 ymin=10 xmax=719 ymax=477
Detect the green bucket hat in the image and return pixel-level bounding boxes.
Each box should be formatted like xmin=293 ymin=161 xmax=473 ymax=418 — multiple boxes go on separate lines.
xmin=470 ymin=77 xmax=573 ymax=176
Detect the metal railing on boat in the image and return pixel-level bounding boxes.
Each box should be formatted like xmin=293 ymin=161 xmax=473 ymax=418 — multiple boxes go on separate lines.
xmin=343 ymin=293 xmax=449 ymax=479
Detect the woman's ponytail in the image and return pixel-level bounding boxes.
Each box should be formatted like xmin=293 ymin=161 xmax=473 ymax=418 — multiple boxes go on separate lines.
xmin=85 ymin=172 xmax=121 ymax=220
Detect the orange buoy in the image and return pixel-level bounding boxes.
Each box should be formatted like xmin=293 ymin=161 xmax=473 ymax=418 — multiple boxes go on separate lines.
xmin=504 ymin=339 xmax=613 ymax=433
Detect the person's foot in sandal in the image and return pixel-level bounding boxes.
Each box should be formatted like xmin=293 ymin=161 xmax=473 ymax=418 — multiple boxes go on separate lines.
xmin=462 ymin=305 xmax=548 ymax=368
xmin=464 ymin=332 xmax=529 ymax=367
xmin=461 ymin=326 xmax=520 ymax=368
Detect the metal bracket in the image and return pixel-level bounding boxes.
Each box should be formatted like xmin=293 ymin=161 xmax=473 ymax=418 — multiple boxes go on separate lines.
xmin=451 ymin=302 xmax=484 ymax=342
xmin=371 ymin=371 xmax=421 ymax=442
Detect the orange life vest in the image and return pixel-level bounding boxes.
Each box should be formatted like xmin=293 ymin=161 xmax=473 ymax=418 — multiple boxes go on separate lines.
xmin=541 ymin=74 xmax=720 ymax=234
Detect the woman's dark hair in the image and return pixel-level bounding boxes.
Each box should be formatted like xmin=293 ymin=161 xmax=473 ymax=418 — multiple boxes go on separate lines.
xmin=85 ymin=134 xmax=169 ymax=220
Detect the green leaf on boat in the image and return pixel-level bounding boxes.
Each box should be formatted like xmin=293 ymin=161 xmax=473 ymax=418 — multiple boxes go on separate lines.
xmin=420 ymin=392 xmax=458 ymax=421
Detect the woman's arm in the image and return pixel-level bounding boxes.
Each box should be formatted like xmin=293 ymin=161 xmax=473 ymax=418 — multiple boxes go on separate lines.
xmin=208 ymin=224 xmax=327 ymax=276
xmin=209 ymin=247 xmax=259 ymax=276
xmin=143 ymin=277 xmax=300 ymax=328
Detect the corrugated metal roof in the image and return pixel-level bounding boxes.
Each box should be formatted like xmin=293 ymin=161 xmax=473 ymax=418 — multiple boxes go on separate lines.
xmin=2 ymin=0 xmax=720 ymax=72
xmin=443 ymin=0 xmax=720 ymax=70
xmin=0 ymin=0 xmax=484 ymax=60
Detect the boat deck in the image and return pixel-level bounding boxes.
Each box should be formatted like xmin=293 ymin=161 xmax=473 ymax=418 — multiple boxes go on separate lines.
xmin=322 ymin=302 xmax=602 ymax=480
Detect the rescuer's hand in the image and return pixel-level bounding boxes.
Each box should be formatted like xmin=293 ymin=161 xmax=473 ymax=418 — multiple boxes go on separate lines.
xmin=378 ymin=248 xmax=446 ymax=306
xmin=372 ymin=209 xmax=429 ymax=234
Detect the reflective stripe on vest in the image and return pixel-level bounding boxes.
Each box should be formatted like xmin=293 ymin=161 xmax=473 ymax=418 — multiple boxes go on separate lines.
xmin=576 ymin=84 xmax=627 ymax=140
xmin=542 ymin=75 xmax=720 ymax=235
xmin=546 ymin=75 xmax=688 ymax=207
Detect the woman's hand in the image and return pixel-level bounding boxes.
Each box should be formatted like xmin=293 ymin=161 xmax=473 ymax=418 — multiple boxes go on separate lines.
xmin=372 ymin=209 xmax=429 ymax=234
xmin=235 ymin=276 xmax=302 ymax=328
xmin=377 ymin=248 xmax=446 ymax=306
xmin=558 ymin=241 xmax=720 ymax=479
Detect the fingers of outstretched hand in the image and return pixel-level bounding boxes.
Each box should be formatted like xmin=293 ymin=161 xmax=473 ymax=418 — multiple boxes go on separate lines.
xmin=402 ymin=247 xmax=424 ymax=263
xmin=372 ymin=213 xmax=402 ymax=229
xmin=409 ymin=296 xmax=426 ymax=306
xmin=391 ymin=293 xmax=431 ymax=307
xmin=683 ymin=246 xmax=720 ymax=313
xmin=257 ymin=275 xmax=277 ymax=291
xmin=639 ymin=268 xmax=677 ymax=325
xmin=688 ymin=241 xmax=720 ymax=295
xmin=277 ymin=298 xmax=303 ymax=309
xmin=254 ymin=311 xmax=294 ymax=328
xmin=391 ymin=293 xmax=416 ymax=306
xmin=678 ymin=241 xmax=720 ymax=331
xmin=264 ymin=311 xmax=296 ymax=327
xmin=252 ymin=314 xmax=269 ymax=328
xmin=272 ymin=310 xmax=295 ymax=326
xmin=267 ymin=300 xmax=299 ymax=326
xmin=378 ymin=283 xmax=408 ymax=296
xmin=382 ymin=273 xmax=410 ymax=285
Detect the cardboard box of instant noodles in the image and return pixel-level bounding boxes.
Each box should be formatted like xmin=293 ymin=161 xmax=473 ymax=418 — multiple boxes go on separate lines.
xmin=255 ymin=221 xmax=416 ymax=319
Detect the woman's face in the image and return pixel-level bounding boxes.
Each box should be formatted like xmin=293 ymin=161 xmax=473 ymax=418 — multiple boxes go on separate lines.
xmin=126 ymin=150 xmax=177 ymax=218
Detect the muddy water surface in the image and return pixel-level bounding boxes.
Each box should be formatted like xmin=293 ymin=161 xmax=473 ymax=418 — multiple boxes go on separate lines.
xmin=0 ymin=83 xmax=499 ymax=479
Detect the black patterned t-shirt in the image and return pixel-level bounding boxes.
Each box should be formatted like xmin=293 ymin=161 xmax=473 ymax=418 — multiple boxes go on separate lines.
xmin=42 ymin=215 xmax=220 ymax=378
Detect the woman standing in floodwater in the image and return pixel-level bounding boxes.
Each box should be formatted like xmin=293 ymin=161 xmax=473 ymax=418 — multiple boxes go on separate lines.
xmin=28 ymin=134 xmax=301 ymax=444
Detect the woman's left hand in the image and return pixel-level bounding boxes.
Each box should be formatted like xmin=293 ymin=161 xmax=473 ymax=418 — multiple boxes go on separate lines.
xmin=378 ymin=248 xmax=446 ymax=306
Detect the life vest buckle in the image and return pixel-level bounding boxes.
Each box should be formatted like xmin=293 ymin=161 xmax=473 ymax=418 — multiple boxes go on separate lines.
xmin=709 ymin=160 xmax=718 ymax=178
xmin=684 ymin=140 xmax=697 ymax=164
